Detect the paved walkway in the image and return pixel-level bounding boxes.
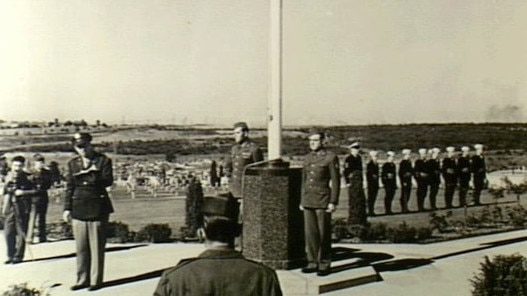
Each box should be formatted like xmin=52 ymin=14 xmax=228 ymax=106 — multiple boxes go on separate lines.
xmin=1 ymin=229 xmax=526 ymax=295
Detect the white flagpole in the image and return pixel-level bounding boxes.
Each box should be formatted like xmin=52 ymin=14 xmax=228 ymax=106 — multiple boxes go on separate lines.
xmin=268 ymin=0 xmax=283 ymax=160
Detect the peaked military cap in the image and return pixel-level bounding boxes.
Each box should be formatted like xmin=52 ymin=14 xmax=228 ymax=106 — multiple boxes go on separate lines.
xmin=233 ymin=122 xmax=249 ymax=131
xmin=72 ymin=132 xmax=92 ymax=146
xmin=202 ymin=192 xmax=240 ymax=220
xmin=33 ymin=153 xmax=45 ymax=162
xmin=348 ymin=141 xmax=360 ymax=149
xmin=307 ymin=127 xmax=325 ymax=139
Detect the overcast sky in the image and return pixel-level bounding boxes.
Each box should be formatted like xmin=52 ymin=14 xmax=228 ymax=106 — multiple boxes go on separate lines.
xmin=1 ymin=0 xmax=526 ymax=126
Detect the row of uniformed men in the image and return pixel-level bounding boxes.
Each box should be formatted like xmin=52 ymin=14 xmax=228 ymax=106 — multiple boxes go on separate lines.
xmin=343 ymin=143 xmax=486 ymax=216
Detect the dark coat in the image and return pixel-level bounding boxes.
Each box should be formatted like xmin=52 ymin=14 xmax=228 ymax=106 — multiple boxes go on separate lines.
xmin=457 ymin=155 xmax=471 ymax=184
xmin=413 ymin=158 xmax=428 ymax=183
xmin=225 ymin=140 xmax=263 ymax=197
xmin=154 ymin=249 xmax=283 ymax=296
xmin=425 ymin=158 xmax=441 ymax=185
xmin=471 ymin=155 xmax=486 ymax=179
xmin=366 ymin=160 xmax=379 ymax=187
xmin=343 ymin=154 xmax=363 ymax=184
xmin=301 ymin=149 xmax=341 ymax=208
xmin=64 ymin=152 xmax=114 ymax=220
xmin=441 ymin=157 xmax=458 ymax=184
xmin=381 ymin=162 xmax=397 ymax=188
xmin=398 ymin=159 xmax=413 ymax=184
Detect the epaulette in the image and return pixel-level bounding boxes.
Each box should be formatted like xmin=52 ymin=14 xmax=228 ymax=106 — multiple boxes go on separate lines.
xmin=162 ymin=257 xmax=200 ymax=276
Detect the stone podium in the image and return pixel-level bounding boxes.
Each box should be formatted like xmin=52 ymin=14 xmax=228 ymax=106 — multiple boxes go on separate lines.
xmin=242 ymin=160 xmax=305 ymax=269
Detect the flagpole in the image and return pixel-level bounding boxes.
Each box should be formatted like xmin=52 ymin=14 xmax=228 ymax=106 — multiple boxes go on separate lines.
xmin=268 ymin=0 xmax=283 ymax=160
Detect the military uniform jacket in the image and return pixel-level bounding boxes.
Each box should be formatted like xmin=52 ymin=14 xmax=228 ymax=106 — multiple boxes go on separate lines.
xmin=343 ymin=154 xmax=363 ymax=184
xmin=301 ymin=149 xmax=340 ymax=208
xmin=425 ymin=159 xmax=441 ymax=185
xmin=366 ymin=160 xmax=379 ymax=186
xmin=413 ymin=159 xmax=428 ymax=182
xmin=441 ymin=157 xmax=458 ymax=184
xmin=30 ymin=167 xmax=53 ymax=202
xmin=3 ymin=171 xmax=36 ymax=213
xmin=471 ymin=155 xmax=486 ymax=178
xmin=457 ymin=156 xmax=471 ymax=183
xmin=398 ymin=159 xmax=413 ymax=184
xmin=154 ymin=248 xmax=283 ymax=296
xmin=225 ymin=140 xmax=263 ymax=197
xmin=381 ymin=162 xmax=397 ymax=188
xmin=64 ymin=152 xmax=114 ymax=221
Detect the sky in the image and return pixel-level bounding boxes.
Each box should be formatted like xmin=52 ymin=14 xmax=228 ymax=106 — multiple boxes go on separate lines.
xmin=0 ymin=0 xmax=526 ymax=126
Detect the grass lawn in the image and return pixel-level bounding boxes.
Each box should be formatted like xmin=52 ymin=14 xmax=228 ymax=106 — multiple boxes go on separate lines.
xmin=45 ymin=184 xmax=524 ymax=239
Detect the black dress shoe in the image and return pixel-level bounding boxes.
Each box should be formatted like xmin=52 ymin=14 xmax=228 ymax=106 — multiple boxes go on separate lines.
xmin=317 ymin=269 xmax=331 ymax=276
xmin=88 ymin=285 xmax=102 ymax=291
xmin=11 ymin=258 xmax=22 ymax=264
xmin=4 ymin=259 xmax=12 ymax=264
xmin=70 ymin=284 xmax=89 ymax=291
xmin=301 ymin=266 xmax=318 ymax=273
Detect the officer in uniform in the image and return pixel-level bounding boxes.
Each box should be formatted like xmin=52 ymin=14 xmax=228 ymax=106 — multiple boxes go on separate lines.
xmin=366 ymin=150 xmax=380 ymax=216
xmin=426 ymin=148 xmax=441 ymax=210
xmin=457 ymin=146 xmax=472 ymax=207
xmin=153 ymin=193 xmax=283 ymax=296
xmin=224 ymin=122 xmax=264 ymax=198
xmin=413 ymin=148 xmax=429 ymax=212
xmin=381 ymin=151 xmax=397 ymax=215
xmin=442 ymin=147 xmax=458 ymax=209
xmin=343 ymin=142 xmax=366 ymax=224
xmin=471 ymin=144 xmax=486 ymax=206
xmin=63 ymin=133 xmax=114 ymax=291
xmin=29 ymin=153 xmax=53 ymax=243
xmin=2 ymin=155 xmax=38 ymax=264
xmin=300 ymin=129 xmax=340 ymax=276
xmin=398 ymin=149 xmax=413 ymax=213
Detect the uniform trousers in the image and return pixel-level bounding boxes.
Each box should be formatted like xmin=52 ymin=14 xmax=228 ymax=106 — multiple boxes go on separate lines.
xmin=303 ymin=208 xmax=332 ymax=271
xmin=72 ymin=216 xmax=108 ymax=286
xmin=473 ymin=177 xmax=485 ymax=205
xmin=444 ymin=183 xmax=456 ymax=208
xmin=367 ymin=182 xmax=379 ymax=216
xmin=400 ymin=179 xmax=412 ymax=212
xmin=383 ymin=186 xmax=396 ymax=214
xmin=428 ymin=182 xmax=439 ymax=209
xmin=458 ymin=180 xmax=470 ymax=207
xmin=416 ymin=180 xmax=428 ymax=211
xmin=4 ymin=202 xmax=29 ymax=261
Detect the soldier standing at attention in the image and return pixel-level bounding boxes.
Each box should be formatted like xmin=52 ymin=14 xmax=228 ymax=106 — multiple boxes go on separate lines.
xmin=224 ymin=122 xmax=263 ymax=198
xmin=398 ymin=149 xmax=413 ymax=213
xmin=343 ymin=142 xmax=366 ymax=224
xmin=471 ymin=144 xmax=487 ymax=206
xmin=414 ymin=148 xmax=429 ymax=212
xmin=366 ymin=150 xmax=380 ymax=216
xmin=300 ymin=129 xmax=340 ymax=276
xmin=28 ymin=154 xmax=53 ymax=244
xmin=63 ymin=133 xmax=114 ymax=291
xmin=457 ymin=146 xmax=472 ymax=207
xmin=442 ymin=147 xmax=458 ymax=209
xmin=381 ymin=151 xmax=397 ymax=215
xmin=426 ymin=148 xmax=441 ymax=210
xmin=154 ymin=193 xmax=283 ymax=296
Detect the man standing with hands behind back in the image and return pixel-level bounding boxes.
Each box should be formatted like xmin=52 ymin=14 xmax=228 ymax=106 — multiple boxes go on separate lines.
xmin=63 ymin=132 xmax=114 ymax=291
xmin=300 ymin=129 xmax=340 ymax=276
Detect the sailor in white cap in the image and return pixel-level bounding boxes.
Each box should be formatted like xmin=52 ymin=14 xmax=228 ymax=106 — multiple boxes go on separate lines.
xmin=398 ymin=149 xmax=413 ymax=213
xmin=366 ymin=150 xmax=380 ymax=216
xmin=414 ymin=149 xmax=429 ymax=211
xmin=381 ymin=151 xmax=397 ymax=214
xmin=442 ymin=147 xmax=457 ymax=208
xmin=457 ymin=146 xmax=471 ymax=207
xmin=343 ymin=141 xmax=367 ymax=224
xmin=471 ymin=144 xmax=486 ymax=205
xmin=426 ymin=148 xmax=441 ymax=210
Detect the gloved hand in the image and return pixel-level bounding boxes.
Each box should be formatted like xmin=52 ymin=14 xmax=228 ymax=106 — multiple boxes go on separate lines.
xmin=63 ymin=210 xmax=72 ymax=223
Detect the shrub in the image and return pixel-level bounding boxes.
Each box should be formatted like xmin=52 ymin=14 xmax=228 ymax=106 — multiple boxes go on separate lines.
xmin=46 ymin=222 xmax=73 ymax=240
xmin=505 ymin=205 xmax=527 ymax=227
xmin=471 ymin=254 xmax=527 ymax=296
xmin=1 ymin=282 xmax=50 ymax=296
xmin=429 ymin=211 xmax=453 ymax=233
xmin=137 ymin=223 xmax=172 ymax=243
xmin=388 ymin=222 xmax=417 ymax=243
xmin=361 ymin=222 xmax=389 ymax=242
xmin=106 ymin=221 xmax=131 ymax=243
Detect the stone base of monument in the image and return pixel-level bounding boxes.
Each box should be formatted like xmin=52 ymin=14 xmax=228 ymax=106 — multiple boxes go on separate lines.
xmin=279 ymin=258 xmax=381 ymax=295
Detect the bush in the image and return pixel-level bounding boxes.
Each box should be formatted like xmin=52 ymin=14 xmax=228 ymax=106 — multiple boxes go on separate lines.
xmin=471 ymin=254 xmax=527 ymax=296
xmin=1 ymin=282 xmax=50 ymax=296
xmin=505 ymin=205 xmax=527 ymax=227
xmin=46 ymin=222 xmax=73 ymax=240
xmin=137 ymin=223 xmax=172 ymax=243
xmin=106 ymin=221 xmax=131 ymax=243
xmin=388 ymin=222 xmax=418 ymax=243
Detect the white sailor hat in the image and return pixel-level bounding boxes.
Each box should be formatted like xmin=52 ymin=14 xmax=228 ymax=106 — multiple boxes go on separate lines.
xmin=348 ymin=141 xmax=360 ymax=149
xmin=369 ymin=150 xmax=378 ymax=157
xmin=461 ymin=146 xmax=470 ymax=152
xmin=387 ymin=151 xmax=395 ymax=157
xmin=418 ymin=148 xmax=427 ymax=154
xmin=446 ymin=146 xmax=455 ymax=152
xmin=402 ymin=149 xmax=411 ymax=155
xmin=432 ymin=147 xmax=441 ymax=154
xmin=474 ymin=143 xmax=484 ymax=150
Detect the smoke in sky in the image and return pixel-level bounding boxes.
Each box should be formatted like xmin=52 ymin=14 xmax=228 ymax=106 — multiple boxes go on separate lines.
xmin=485 ymin=104 xmax=525 ymax=122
